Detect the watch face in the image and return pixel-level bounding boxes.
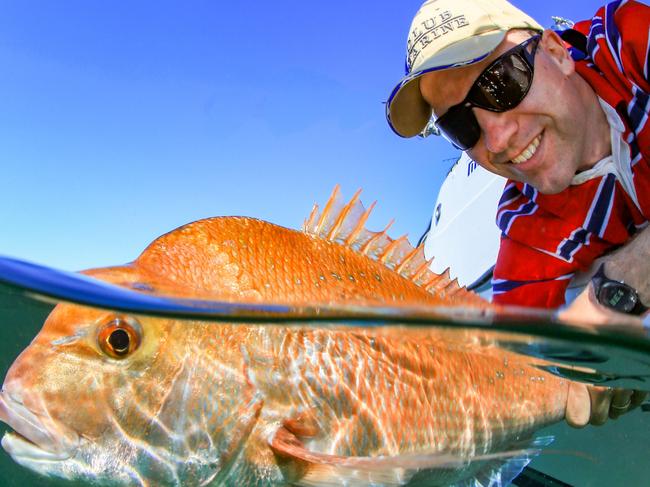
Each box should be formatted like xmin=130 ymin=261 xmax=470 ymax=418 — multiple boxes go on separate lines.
xmin=597 ymin=281 xmax=638 ymax=313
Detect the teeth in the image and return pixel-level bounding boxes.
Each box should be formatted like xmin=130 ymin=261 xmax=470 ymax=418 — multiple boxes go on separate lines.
xmin=511 ymin=135 xmax=542 ymax=164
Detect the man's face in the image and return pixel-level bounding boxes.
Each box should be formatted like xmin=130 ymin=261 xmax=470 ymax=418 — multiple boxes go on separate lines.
xmin=419 ymin=30 xmax=609 ymax=195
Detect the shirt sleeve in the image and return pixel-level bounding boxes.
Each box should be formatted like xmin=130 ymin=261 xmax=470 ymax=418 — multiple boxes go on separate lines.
xmin=574 ymin=1 xmax=650 ymax=91
xmin=491 ymin=235 xmax=580 ymax=309
xmin=615 ymin=0 xmax=650 ymax=89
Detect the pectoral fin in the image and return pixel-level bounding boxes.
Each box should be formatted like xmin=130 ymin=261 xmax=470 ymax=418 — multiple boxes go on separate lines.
xmin=282 ymin=408 xmax=321 ymax=438
xmin=269 ymin=426 xmax=410 ymax=486
xmin=270 ymin=426 xmax=555 ymax=487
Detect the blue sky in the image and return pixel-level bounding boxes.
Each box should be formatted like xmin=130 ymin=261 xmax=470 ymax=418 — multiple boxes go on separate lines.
xmin=1 ymin=0 xmax=606 ymax=271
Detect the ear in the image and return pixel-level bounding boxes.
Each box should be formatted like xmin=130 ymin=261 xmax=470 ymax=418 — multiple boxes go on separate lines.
xmin=540 ymin=29 xmax=575 ymax=76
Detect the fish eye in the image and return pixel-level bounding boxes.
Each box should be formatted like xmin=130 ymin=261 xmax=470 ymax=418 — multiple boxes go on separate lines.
xmin=98 ymin=317 xmax=141 ymax=359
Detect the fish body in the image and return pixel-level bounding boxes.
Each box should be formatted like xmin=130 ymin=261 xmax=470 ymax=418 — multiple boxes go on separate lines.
xmin=0 ymin=188 xmax=569 ymax=486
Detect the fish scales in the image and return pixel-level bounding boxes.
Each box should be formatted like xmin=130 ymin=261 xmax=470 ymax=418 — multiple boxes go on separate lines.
xmin=132 ymin=217 xmax=468 ymax=307
xmin=0 ymin=188 xmax=569 ymax=486
xmin=252 ymin=327 xmax=566 ymax=456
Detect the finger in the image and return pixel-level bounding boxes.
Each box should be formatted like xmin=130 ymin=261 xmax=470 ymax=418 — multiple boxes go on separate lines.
xmin=565 ymin=382 xmax=591 ymax=428
xmin=589 ymin=386 xmax=613 ymax=426
xmin=609 ymin=389 xmax=633 ymax=419
xmin=630 ymin=390 xmax=648 ymax=410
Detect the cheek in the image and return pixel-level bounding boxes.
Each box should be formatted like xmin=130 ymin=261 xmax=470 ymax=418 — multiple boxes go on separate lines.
xmin=527 ymin=58 xmax=573 ymax=117
xmin=20 ymin=359 xmax=118 ymax=441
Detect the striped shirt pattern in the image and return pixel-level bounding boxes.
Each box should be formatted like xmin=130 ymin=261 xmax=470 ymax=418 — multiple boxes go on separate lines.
xmin=492 ymin=0 xmax=650 ymax=308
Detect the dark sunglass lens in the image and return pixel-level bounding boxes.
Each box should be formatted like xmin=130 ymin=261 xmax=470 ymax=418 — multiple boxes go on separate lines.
xmin=471 ymin=53 xmax=532 ymax=110
xmin=469 ymin=36 xmax=537 ymax=111
xmin=436 ymin=104 xmax=481 ymax=151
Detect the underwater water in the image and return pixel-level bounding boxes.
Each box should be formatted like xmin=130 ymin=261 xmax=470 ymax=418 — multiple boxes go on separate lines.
xmin=1 ymin=257 xmax=650 ymax=486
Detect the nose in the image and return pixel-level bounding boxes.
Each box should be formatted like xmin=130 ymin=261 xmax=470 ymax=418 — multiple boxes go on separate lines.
xmin=473 ymin=107 xmax=518 ymax=155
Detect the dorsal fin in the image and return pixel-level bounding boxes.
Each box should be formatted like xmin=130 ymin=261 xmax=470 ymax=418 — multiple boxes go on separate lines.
xmin=303 ymin=186 xmax=480 ymax=302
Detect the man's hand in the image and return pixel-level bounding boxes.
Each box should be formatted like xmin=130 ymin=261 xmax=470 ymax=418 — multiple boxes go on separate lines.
xmin=559 ymin=285 xmax=648 ymax=427
xmin=566 ymin=382 xmax=647 ymax=427
xmin=555 ymin=227 xmax=650 ymax=427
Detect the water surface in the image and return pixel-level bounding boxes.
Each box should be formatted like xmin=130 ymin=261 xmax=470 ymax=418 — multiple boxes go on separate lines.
xmin=1 ymin=258 xmax=649 ymax=486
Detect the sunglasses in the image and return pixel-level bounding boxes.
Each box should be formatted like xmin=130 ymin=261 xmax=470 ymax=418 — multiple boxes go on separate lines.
xmin=434 ymin=34 xmax=541 ymax=151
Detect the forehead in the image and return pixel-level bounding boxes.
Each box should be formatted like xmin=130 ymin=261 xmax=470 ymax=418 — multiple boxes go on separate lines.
xmin=419 ymin=30 xmax=534 ymax=114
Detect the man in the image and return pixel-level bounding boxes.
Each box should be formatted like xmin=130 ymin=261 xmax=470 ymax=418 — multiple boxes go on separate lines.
xmin=385 ymin=0 xmax=649 ymax=427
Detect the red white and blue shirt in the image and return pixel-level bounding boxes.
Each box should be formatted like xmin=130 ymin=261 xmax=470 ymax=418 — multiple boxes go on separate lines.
xmin=492 ymin=0 xmax=650 ymax=308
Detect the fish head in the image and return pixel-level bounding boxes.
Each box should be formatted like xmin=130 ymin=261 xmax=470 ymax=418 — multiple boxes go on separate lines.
xmin=0 ymin=267 xmax=263 ymax=485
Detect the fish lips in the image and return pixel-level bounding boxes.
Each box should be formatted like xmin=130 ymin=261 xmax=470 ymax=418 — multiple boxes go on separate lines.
xmin=0 ymin=391 xmax=76 ymax=462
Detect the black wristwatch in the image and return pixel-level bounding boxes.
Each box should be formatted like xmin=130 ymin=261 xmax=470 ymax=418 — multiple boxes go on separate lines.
xmin=591 ymin=263 xmax=648 ymax=315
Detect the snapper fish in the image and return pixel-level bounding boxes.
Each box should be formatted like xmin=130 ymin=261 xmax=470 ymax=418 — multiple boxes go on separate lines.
xmin=0 ymin=187 xmax=569 ymax=486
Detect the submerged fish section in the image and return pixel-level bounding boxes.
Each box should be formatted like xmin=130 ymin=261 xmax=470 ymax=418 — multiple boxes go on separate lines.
xmin=1 ymin=277 xmax=650 ymax=486
xmin=0 ymin=302 xmax=564 ymax=485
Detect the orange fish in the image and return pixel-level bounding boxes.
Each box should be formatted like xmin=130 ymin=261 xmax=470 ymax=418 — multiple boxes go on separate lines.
xmin=0 ymin=187 xmax=569 ymax=486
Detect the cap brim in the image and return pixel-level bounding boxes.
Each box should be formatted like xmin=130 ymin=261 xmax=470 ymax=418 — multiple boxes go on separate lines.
xmin=386 ymin=31 xmax=507 ymax=138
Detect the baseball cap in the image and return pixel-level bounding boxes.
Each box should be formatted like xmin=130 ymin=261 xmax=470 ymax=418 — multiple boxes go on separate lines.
xmin=386 ymin=0 xmax=543 ymax=138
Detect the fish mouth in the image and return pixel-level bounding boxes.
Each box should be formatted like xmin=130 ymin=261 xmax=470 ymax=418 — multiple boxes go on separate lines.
xmin=0 ymin=391 xmax=76 ymax=462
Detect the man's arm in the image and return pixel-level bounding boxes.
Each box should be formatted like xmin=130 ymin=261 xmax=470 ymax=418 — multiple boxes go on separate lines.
xmin=560 ymin=224 xmax=650 ymax=326
xmin=559 ymin=225 xmax=650 ymax=427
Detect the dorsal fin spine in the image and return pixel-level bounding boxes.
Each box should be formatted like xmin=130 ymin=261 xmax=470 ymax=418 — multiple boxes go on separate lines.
xmin=425 ymin=268 xmax=451 ymax=292
xmin=360 ymin=220 xmax=394 ymax=255
xmin=395 ymin=246 xmax=420 ymax=276
xmin=380 ymin=234 xmax=408 ymax=264
xmin=305 ymin=204 xmax=320 ymax=231
xmin=327 ymin=189 xmax=362 ymax=241
xmin=411 ymin=259 xmax=434 ymax=283
xmin=345 ymin=201 xmax=376 ymax=246
xmin=446 ymin=279 xmax=464 ymax=297
xmin=315 ymin=185 xmax=342 ymax=234
xmin=444 ymin=278 xmax=463 ymax=295
xmin=303 ymin=188 xmax=480 ymax=304
xmin=422 ymin=275 xmax=439 ymax=290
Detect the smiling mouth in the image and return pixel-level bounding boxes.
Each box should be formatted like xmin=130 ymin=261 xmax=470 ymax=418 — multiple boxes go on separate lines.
xmin=511 ymin=133 xmax=543 ymax=165
xmin=0 ymin=391 xmax=74 ymax=462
